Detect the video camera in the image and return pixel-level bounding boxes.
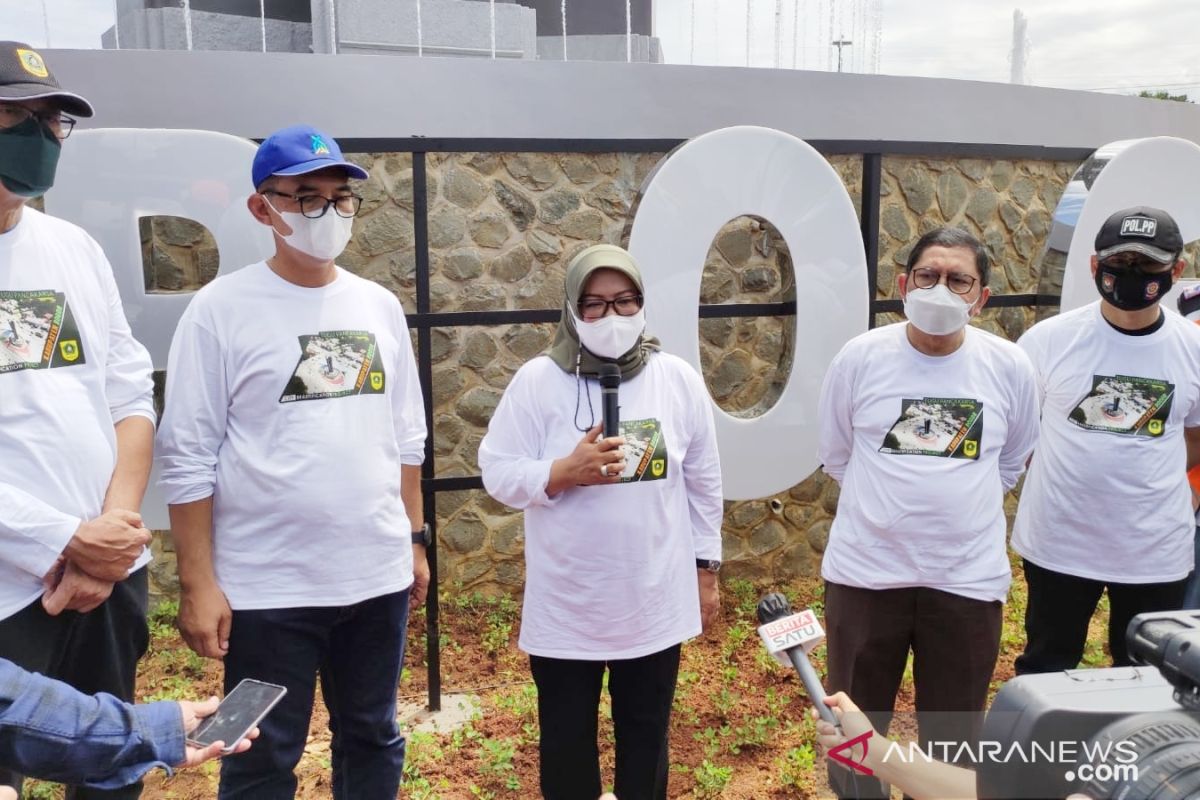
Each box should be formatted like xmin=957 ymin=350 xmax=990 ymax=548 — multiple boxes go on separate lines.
xmin=977 ymin=610 xmax=1200 ymax=799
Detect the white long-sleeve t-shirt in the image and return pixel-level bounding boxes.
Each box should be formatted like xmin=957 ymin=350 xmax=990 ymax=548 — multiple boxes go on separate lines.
xmin=478 ymin=353 xmax=724 ymax=660
xmin=0 ymin=208 xmax=155 ymax=620
xmin=1012 ymin=302 xmax=1200 ymax=583
xmin=817 ymin=322 xmax=1040 ymax=603
xmin=156 ymin=262 xmax=426 ymax=610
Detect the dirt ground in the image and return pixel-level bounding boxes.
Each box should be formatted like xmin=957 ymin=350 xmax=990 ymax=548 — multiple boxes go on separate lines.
xmin=25 ymin=563 xmax=1111 ymax=799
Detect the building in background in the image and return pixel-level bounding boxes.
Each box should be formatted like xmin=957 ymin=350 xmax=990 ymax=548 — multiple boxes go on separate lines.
xmin=102 ymin=0 xmax=662 ymax=62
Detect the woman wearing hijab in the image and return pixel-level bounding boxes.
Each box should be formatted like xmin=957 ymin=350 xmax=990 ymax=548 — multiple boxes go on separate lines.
xmin=479 ymin=244 xmax=724 ymax=800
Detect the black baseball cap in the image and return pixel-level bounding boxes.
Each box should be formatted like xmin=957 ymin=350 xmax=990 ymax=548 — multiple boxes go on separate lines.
xmin=1094 ymin=206 xmax=1183 ymax=264
xmin=0 ymin=42 xmax=93 ymax=118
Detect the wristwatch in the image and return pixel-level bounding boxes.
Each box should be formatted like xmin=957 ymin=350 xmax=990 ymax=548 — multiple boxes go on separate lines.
xmin=411 ymin=523 xmax=432 ymax=547
xmin=696 ymin=558 xmax=721 ymax=574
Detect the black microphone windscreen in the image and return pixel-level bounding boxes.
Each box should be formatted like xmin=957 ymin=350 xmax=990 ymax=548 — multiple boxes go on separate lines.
xmin=598 ymin=363 xmax=621 ymax=389
xmin=756 ymin=592 xmax=793 ymax=625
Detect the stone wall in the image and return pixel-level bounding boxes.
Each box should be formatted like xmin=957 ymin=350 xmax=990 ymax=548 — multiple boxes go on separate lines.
xmin=141 ymin=149 xmax=1087 ymax=600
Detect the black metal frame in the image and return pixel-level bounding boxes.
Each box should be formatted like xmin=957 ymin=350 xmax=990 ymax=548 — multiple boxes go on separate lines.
xmin=352 ymin=137 xmax=1092 ymax=710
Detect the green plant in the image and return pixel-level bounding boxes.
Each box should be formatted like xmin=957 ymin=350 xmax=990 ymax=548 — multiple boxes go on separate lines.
xmin=712 ymin=687 xmax=736 ymax=719
xmin=776 ymin=744 xmax=817 ymax=787
xmin=725 ymin=578 xmax=759 ymax=620
xmin=693 ymin=726 xmax=722 ymax=759
xmin=727 ymin=713 xmax=778 ymax=754
xmin=23 ymin=781 xmax=62 ymax=800
xmin=692 ymin=758 xmax=733 ymax=798
xmin=147 ymin=598 xmax=180 ymax=640
xmin=721 ymin=619 xmax=754 ymax=662
xmin=477 ymin=737 xmax=520 ymax=791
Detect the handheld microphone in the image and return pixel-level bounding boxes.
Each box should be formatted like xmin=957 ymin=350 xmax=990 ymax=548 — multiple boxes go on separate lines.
xmin=598 ymin=363 xmax=621 ymax=438
xmin=756 ymin=592 xmax=838 ymax=726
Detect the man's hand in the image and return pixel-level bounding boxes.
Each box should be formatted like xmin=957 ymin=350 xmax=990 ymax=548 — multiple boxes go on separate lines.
xmin=42 ymin=559 xmax=114 ymax=615
xmin=697 ymin=570 xmax=720 ymax=634
xmin=179 ymin=696 xmax=256 ymax=766
xmin=179 ymin=581 xmax=232 ymax=660
xmin=411 ymin=543 xmax=430 ymax=611
xmin=64 ymin=510 xmax=151 ymax=582
xmin=546 ymin=424 xmax=626 ymax=495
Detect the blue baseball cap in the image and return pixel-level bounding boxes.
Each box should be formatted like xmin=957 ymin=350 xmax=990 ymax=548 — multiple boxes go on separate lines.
xmin=252 ymin=124 xmax=368 ymax=188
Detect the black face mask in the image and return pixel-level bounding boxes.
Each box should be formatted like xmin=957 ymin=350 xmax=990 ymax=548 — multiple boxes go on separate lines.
xmin=1095 ymin=263 xmax=1174 ymax=311
xmin=0 ymin=116 xmax=62 ymax=198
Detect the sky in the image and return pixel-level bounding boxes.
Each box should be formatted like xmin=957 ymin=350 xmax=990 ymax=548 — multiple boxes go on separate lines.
xmin=2 ymin=0 xmax=1198 ymax=98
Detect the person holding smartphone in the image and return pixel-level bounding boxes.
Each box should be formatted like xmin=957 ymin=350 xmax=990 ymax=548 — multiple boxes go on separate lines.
xmin=0 ymin=655 xmax=254 ymax=790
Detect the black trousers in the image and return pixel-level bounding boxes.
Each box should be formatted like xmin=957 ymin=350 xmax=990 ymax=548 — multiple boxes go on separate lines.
xmin=824 ymin=581 xmax=1003 ymax=800
xmin=1015 ymin=558 xmax=1188 ymax=675
xmin=529 ymin=643 xmax=681 ymax=800
xmin=0 ymin=568 xmax=150 ymax=800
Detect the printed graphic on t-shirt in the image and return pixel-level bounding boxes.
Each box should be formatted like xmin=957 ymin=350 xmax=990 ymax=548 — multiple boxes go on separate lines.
xmin=279 ymin=330 xmax=385 ymax=403
xmin=879 ymin=397 xmax=983 ymax=459
xmin=0 ymin=290 xmax=86 ymax=374
xmin=1068 ymin=374 xmax=1173 ymax=437
xmin=615 ymin=418 xmax=669 ymax=483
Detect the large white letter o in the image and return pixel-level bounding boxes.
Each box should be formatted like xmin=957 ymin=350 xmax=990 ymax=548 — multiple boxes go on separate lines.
xmin=628 ymin=125 xmax=868 ymax=500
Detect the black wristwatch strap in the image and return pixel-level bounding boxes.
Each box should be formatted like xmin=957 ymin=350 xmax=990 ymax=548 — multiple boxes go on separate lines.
xmin=696 ymin=558 xmax=721 ymax=573
xmin=412 ymin=523 xmax=432 ymax=547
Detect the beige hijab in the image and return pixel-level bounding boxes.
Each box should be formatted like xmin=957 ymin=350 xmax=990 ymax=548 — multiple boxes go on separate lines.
xmin=546 ymin=244 xmax=661 ymax=380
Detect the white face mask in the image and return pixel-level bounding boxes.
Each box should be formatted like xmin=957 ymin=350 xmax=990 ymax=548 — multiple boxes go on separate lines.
xmin=903 ymin=283 xmax=973 ymax=336
xmin=575 ymin=308 xmax=646 ymax=359
xmin=265 ymin=198 xmax=354 ymax=261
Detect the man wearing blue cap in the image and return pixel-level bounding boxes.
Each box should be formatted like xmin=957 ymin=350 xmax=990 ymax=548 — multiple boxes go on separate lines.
xmin=156 ymin=125 xmax=429 ymax=799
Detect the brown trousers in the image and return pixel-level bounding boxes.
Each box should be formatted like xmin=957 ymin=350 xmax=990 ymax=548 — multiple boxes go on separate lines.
xmin=823 ymin=581 xmax=1002 ymax=799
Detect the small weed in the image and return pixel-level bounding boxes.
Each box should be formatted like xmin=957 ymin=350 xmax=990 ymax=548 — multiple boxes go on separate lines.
xmin=148 ymin=598 xmax=180 ymax=640
xmin=725 ymin=578 xmax=760 ymax=620
xmin=477 ymin=737 xmax=520 ymax=791
xmin=23 ymin=781 xmax=62 ymax=800
xmin=692 ymin=758 xmax=733 ymax=798
xmin=776 ymin=743 xmax=817 ymax=787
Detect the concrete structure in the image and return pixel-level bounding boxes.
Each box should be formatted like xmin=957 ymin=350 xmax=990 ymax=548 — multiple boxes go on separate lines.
xmin=103 ymin=0 xmax=662 ymax=62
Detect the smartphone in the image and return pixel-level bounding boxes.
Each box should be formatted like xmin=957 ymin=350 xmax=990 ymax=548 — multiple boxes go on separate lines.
xmin=187 ymin=678 xmax=287 ymax=753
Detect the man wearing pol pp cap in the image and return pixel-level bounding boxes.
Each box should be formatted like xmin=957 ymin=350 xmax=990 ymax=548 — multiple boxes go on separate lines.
xmin=816 ymin=227 xmax=1039 ymax=798
xmin=0 ymin=42 xmax=156 ymax=800
xmin=1014 ymin=206 xmax=1200 ymax=675
xmin=157 ymin=126 xmax=428 ymax=798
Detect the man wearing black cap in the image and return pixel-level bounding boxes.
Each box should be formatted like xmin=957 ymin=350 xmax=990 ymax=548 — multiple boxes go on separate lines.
xmin=1012 ymin=206 xmax=1200 ymax=674
xmin=157 ymin=125 xmax=428 ymax=799
xmin=0 ymin=42 xmax=156 ymax=800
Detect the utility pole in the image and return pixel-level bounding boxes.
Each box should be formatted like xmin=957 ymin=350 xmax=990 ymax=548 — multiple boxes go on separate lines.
xmin=832 ymin=35 xmax=852 ymax=72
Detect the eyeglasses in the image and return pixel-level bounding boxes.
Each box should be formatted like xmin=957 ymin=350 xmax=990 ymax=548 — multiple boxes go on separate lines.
xmin=577 ymin=293 xmax=643 ymax=321
xmin=0 ymin=103 xmax=76 ymax=140
xmin=910 ymin=267 xmax=978 ymax=295
xmin=261 ymin=190 xmax=363 ymax=219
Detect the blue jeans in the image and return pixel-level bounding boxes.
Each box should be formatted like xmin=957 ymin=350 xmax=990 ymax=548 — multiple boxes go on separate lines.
xmin=218 ymin=588 xmax=412 ymax=800
xmin=1184 ymin=526 xmax=1200 ymax=610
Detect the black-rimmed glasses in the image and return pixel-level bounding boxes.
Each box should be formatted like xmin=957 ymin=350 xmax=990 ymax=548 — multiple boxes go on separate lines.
xmin=578 ymin=293 xmax=643 ymax=321
xmin=261 ymin=190 xmax=363 ymax=219
xmin=0 ymin=103 xmax=76 ymax=140
xmin=910 ymin=267 xmax=978 ymax=295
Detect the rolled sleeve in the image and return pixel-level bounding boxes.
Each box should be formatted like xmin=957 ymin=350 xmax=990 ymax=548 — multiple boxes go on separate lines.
xmin=99 ymin=244 xmax=155 ymax=426
xmin=156 ymin=311 xmax=227 ymax=505
xmin=391 ymin=313 xmax=427 ymax=466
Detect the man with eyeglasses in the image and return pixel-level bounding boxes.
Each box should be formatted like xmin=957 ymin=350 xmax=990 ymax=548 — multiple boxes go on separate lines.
xmin=0 ymin=42 xmax=156 ymax=800
xmin=156 ymin=125 xmax=428 ymax=798
xmin=1012 ymin=207 xmax=1200 ymax=676
xmin=816 ymin=227 xmax=1039 ymax=799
